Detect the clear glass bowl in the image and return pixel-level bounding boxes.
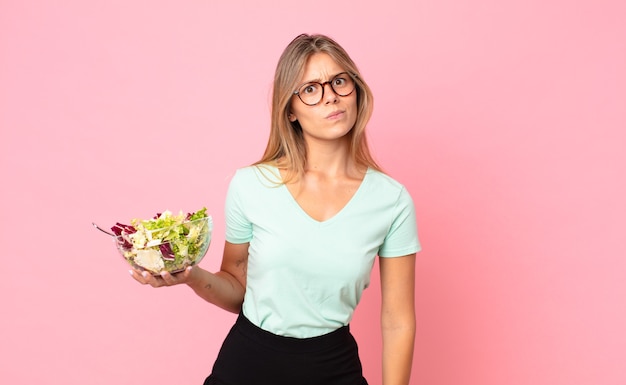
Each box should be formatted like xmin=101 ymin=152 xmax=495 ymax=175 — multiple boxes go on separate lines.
xmin=114 ymin=216 xmax=212 ymax=275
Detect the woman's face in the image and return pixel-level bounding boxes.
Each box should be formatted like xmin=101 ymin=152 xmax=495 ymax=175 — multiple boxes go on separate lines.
xmin=289 ymin=53 xmax=358 ymax=144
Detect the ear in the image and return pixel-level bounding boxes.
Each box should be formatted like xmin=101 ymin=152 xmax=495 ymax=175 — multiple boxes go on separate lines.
xmin=288 ymin=113 xmax=297 ymax=122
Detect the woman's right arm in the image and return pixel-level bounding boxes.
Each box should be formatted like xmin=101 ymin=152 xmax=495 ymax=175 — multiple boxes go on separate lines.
xmin=129 ymin=241 xmax=249 ymax=314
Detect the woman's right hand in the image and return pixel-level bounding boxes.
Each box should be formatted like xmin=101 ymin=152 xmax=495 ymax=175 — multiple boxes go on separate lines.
xmin=127 ymin=241 xmax=249 ymax=314
xmin=129 ymin=265 xmax=196 ymax=288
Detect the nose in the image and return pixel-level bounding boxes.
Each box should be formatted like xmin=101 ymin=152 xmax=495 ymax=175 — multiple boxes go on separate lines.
xmin=322 ymin=82 xmax=339 ymax=104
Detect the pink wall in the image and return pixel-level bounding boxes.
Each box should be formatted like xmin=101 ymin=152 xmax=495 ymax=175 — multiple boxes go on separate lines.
xmin=1 ymin=1 xmax=624 ymax=384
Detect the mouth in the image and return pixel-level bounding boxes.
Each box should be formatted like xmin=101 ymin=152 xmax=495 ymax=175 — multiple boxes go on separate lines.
xmin=326 ymin=110 xmax=345 ymax=119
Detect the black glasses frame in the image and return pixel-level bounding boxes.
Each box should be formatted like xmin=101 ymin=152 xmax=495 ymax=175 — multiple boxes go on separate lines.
xmin=293 ymin=72 xmax=357 ymax=106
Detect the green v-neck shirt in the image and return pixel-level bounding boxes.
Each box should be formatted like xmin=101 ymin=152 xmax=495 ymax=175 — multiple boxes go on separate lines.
xmin=225 ymin=165 xmax=420 ymax=338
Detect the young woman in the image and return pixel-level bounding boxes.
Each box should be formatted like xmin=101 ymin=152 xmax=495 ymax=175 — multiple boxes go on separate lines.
xmin=130 ymin=33 xmax=421 ymax=385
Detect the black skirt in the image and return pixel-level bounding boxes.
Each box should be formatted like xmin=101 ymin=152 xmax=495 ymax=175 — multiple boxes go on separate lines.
xmin=204 ymin=313 xmax=368 ymax=385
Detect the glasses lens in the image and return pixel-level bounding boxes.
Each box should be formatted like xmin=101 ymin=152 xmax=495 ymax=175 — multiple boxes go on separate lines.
xmin=298 ymin=83 xmax=322 ymax=106
xmin=296 ymin=73 xmax=356 ymax=106
xmin=330 ymin=73 xmax=355 ymax=97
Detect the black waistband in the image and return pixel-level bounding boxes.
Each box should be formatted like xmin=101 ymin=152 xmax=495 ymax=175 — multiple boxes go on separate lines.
xmin=234 ymin=312 xmax=352 ymax=353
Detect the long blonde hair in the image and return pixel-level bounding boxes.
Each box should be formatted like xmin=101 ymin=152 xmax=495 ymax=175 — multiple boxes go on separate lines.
xmin=255 ymin=34 xmax=381 ymax=182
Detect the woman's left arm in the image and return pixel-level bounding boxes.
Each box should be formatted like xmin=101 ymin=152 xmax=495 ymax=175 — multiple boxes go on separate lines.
xmin=379 ymin=253 xmax=417 ymax=385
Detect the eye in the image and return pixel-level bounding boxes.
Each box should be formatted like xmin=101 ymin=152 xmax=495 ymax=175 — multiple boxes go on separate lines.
xmin=301 ymin=83 xmax=319 ymax=95
xmin=333 ymin=76 xmax=347 ymax=87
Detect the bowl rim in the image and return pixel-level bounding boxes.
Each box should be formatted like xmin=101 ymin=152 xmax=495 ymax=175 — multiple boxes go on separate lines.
xmin=115 ymin=215 xmax=212 ymax=237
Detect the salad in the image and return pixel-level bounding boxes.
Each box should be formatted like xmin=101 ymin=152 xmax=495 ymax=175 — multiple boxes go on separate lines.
xmin=111 ymin=207 xmax=212 ymax=274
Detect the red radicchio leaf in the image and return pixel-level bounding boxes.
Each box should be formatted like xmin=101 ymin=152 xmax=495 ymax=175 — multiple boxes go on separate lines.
xmin=111 ymin=223 xmax=136 ymax=250
xmin=159 ymin=243 xmax=176 ymax=261
xmin=111 ymin=223 xmax=136 ymax=236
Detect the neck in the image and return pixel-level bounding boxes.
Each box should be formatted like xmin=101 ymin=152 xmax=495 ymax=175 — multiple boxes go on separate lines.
xmin=304 ymin=136 xmax=360 ymax=178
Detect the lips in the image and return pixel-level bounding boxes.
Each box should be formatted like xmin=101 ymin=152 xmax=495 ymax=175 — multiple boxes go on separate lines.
xmin=326 ymin=110 xmax=345 ymax=119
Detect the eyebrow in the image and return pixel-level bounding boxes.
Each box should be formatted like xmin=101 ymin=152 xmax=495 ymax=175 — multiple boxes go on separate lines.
xmin=299 ymin=72 xmax=346 ymax=86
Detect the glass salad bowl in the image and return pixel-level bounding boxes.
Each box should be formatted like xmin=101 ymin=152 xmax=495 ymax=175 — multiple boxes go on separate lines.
xmin=95 ymin=208 xmax=212 ymax=275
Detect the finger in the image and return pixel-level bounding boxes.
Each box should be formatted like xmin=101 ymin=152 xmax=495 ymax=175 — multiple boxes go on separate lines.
xmin=129 ymin=269 xmax=149 ymax=285
xmin=170 ymin=266 xmax=193 ymax=283
xmin=159 ymin=271 xmax=178 ymax=285
xmin=130 ymin=268 xmax=166 ymax=287
xmin=180 ymin=266 xmax=193 ymax=280
xmin=143 ymin=271 xmax=167 ymax=287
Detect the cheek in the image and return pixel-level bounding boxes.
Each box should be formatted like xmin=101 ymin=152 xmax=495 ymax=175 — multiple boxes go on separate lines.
xmin=348 ymin=96 xmax=358 ymax=121
xmin=347 ymin=91 xmax=358 ymax=108
xmin=290 ymin=102 xmax=309 ymax=121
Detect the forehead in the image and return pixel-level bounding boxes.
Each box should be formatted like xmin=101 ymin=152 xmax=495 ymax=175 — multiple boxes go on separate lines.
xmin=299 ymin=52 xmax=346 ymax=82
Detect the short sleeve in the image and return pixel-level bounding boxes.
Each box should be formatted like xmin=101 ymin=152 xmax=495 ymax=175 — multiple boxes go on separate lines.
xmin=225 ymin=169 xmax=253 ymax=244
xmin=378 ymin=187 xmax=421 ymax=257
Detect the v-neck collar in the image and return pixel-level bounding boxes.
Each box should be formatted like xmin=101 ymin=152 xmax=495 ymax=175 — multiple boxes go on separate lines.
xmin=269 ymin=165 xmax=371 ymax=226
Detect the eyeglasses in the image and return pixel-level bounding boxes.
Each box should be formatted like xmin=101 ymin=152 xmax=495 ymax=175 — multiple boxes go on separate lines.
xmin=293 ymin=72 xmax=356 ymax=106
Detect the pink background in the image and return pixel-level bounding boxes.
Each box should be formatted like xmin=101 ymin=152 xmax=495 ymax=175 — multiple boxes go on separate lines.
xmin=1 ymin=1 xmax=625 ymax=384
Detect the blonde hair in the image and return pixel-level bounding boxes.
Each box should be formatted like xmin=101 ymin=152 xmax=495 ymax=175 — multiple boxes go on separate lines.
xmin=255 ymin=34 xmax=381 ymax=183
